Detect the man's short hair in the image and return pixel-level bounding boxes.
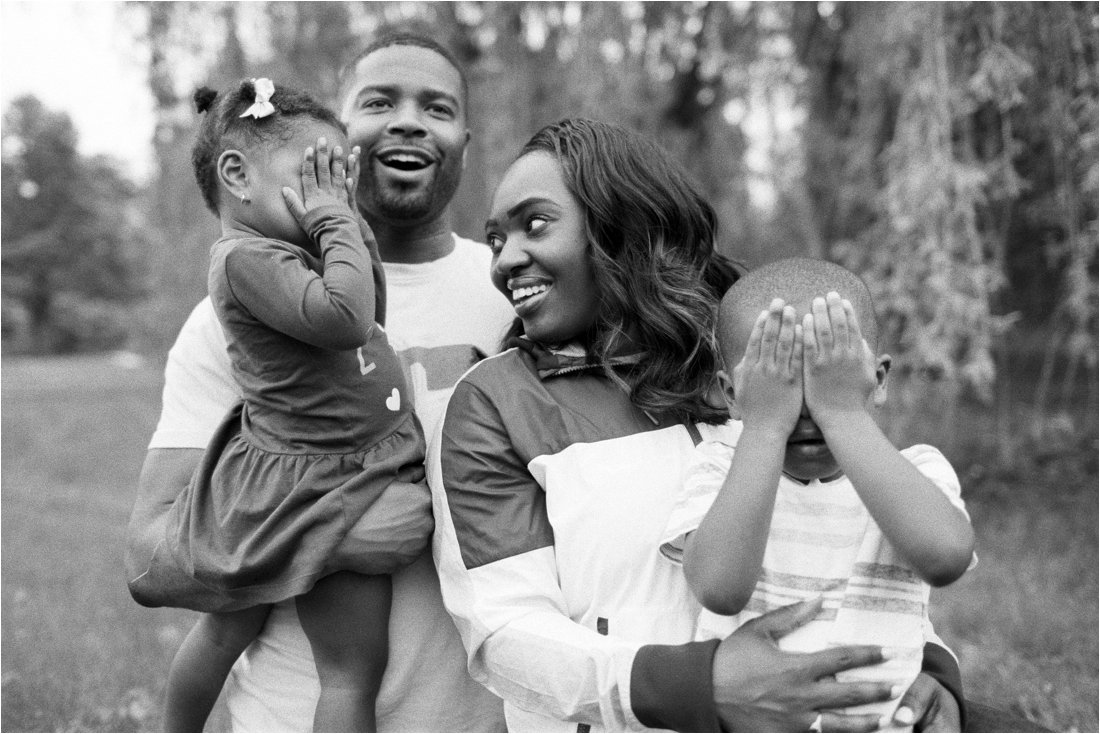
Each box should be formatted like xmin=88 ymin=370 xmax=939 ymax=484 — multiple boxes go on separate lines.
xmin=717 ymin=257 xmax=879 ymax=366
xmin=339 ymin=25 xmax=469 ymax=108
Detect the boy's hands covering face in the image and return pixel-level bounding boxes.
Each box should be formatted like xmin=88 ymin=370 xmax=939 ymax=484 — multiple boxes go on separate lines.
xmin=733 ymin=298 xmax=804 ymax=436
xmin=801 ymin=292 xmax=878 ymax=421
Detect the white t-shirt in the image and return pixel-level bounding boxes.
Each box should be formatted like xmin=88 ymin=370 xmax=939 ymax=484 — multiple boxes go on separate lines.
xmin=149 ymin=234 xmax=515 ymax=732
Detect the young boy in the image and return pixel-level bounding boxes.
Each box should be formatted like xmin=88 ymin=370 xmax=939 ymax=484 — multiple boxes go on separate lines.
xmin=660 ymin=257 xmax=976 ymax=731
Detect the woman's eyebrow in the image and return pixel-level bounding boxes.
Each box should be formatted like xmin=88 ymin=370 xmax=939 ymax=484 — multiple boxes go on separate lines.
xmin=486 ymin=197 xmax=559 ymax=230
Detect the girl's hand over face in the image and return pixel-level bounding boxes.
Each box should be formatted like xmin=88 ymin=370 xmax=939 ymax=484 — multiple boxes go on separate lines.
xmin=733 ymin=299 xmax=804 ymax=438
xmin=801 ymin=292 xmax=877 ymax=423
xmin=282 ymin=138 xmax=357 ymax=223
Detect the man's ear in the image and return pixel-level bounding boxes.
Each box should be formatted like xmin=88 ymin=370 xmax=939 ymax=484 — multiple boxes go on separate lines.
xmin=461 ymin=131 xmax=470 ymax=170
xmin=872 ymin=354 xmax=891 ymax=407
xmin=217 ymin=150 xmax=250 ymax=202
xmin=716 ymin=368 xmax=741 ymax=420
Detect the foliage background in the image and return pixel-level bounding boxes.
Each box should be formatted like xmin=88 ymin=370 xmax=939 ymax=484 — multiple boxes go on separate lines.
xmin=2 ymin=2 xmax=1097 ymax=732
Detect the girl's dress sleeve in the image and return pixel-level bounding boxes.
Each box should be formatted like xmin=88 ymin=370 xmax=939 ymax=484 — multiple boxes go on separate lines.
xmin=428 ymin=376 xmax=721 ymax=732
xmin=220 ymin=205 xmax=376 ymax=350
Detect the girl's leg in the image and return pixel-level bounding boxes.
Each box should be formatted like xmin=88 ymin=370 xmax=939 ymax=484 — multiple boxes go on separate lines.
xmin=296 ymin=571 xmax=391 ymax=732
xmin=162 ymin=605 xmax=271 ymax=732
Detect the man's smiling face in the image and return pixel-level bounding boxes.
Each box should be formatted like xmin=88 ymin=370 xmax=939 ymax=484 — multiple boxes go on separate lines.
xmin=340 ymin=44 xmax=470 ymax=225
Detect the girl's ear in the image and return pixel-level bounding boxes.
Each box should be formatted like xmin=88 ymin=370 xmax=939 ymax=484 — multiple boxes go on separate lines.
xmin=872 ymin=354 xmax=891 ymax=407
xmin=716 ymin=369 xmax=742 ymax=420
xmin=217 ymin=150 xmax=249 ymax=203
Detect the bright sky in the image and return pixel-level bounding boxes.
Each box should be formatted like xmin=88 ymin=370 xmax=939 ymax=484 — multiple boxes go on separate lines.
xmin=1 ymin=1 xmax=156 ymax=181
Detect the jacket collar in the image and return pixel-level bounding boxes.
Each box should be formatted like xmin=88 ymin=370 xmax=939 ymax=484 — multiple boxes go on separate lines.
xmin=507 ymin=336 xmax=643 ymax=380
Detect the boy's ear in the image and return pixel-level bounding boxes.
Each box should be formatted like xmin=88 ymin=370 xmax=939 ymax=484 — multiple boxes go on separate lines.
xmin=872 ymin=354 xmax=891 ymax=407
xmin=217 ymin=150 xmax=250 ymax=202
xmin=716 ymin=368 xmax=741 ymax=420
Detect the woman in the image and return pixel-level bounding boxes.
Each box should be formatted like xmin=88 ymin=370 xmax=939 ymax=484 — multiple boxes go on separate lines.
xmin=428 ymin=119 xmax=964 ymax=732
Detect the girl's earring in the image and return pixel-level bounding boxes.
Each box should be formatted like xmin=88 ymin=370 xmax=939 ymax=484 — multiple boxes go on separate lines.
xmin=241 ymin=194 xmax=250 ymax=204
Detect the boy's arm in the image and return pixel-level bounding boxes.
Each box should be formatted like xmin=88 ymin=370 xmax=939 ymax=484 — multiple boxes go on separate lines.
xmin=803 ymin=294 xmax=974 ymax=587
xmin=683 ymin=301 xmax=804 ymax=614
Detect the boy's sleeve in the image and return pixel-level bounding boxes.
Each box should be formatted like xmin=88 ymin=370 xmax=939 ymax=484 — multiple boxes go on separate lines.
xmin=905 ymin=444 xmax=978 ymax=570
xmin=658 ymin=440 xmax=735 ymax=563
xmin=904 ymin=444 xmax=973 ymax=726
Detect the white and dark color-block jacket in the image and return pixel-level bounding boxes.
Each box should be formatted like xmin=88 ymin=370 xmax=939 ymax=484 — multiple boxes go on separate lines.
xmin=430 ymin=338 xmax=965 ymax=732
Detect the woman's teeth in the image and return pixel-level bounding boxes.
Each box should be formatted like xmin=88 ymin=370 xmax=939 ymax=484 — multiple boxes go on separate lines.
xmin=512 ymin=284 xmax=549 ymax=303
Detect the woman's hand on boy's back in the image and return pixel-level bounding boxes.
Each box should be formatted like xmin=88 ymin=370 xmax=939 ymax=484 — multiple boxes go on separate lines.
xmin=801 ymin=292 xmax=879 ymax=426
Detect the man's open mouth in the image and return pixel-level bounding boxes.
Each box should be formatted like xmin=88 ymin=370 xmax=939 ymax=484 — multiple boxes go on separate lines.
xmin=379 ymin=150 xmax=433 ymax=171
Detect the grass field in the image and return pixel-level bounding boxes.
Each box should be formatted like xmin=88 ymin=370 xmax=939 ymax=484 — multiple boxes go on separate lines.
xmin=2 ymin=354 xmax=1097 ymax=732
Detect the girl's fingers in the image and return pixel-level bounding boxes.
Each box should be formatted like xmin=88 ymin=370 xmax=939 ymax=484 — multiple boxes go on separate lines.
xmin=282 ymin=187 xmax=306 ymax=222
xmin=300 ymin=146 xmax=318 ymax=195
xmin=826 ymin=292 xmax=848 ymax=351
xmin=331 ymin=145 xmax=346 ymax=188
xmin=314 ymin=137 xmax=331 ymax=189
xmin=345 ymin=150 xmax=359 ymax=209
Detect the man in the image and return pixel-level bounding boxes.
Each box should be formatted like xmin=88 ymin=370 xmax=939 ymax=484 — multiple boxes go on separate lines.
xmin=126 ymin=30 xmax=514 ymax=731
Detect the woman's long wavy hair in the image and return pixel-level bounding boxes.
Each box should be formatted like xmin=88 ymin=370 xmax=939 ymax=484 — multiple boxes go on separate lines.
xmin=515 ymin=118 xmax=740 ymax=425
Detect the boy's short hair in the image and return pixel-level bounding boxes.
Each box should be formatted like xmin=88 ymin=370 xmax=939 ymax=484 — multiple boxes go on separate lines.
xmin=717 ymin=257 xmax=879 ymax=366
xmin=338 ymin=25 xmax=469 ymax=109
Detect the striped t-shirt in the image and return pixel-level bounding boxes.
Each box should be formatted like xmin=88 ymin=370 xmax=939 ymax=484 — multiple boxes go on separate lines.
xmin=660 ymin=442 xmax=974 ymax=730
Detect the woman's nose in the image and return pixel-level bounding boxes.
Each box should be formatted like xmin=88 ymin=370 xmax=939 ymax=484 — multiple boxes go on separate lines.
xmin=492 ymin=238 xmax=531 ymax=278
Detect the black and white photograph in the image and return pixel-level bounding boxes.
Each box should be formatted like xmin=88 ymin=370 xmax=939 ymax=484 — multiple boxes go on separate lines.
xmin=2 ymin=2 xmax=1096 ymax=732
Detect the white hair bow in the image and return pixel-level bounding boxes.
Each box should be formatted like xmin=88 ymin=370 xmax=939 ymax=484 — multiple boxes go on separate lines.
xmin=240 ymin=78 xmax=275 ymax=119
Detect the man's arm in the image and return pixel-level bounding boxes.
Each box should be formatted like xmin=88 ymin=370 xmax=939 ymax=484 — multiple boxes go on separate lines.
xmin=124 ymin=448 xmax=205 ymax=585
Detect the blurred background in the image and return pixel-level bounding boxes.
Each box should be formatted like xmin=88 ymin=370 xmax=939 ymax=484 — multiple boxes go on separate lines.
xmin=2 ymin=2 xmax=1096 ymax=731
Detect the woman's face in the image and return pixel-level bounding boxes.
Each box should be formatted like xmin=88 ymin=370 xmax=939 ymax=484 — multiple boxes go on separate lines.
xmin=486 ymin=152 xmax=600 ymax=345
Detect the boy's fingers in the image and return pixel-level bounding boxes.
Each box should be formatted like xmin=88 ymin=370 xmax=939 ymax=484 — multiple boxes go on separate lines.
xmin=776 ymin=305 xmax=796 ymax=371
xmin=812 ymin=297 xmax=831 ymax=355
xmin=791 ymin=324 xmax=805 ymax=378
xmin=802 ymin=313 xmax=818 ymax=366
xmin=841 ymin=299 xmax=862 ymax=350
xmin=760 ymin=299 xmax=785 ymax=362
xmin=827 ymin=292 xmax=848 ymax=350
xmin=745 ymin=309 xmax=768 ymax=366
xmin=315 ymin=137 xmax=331 ymax=189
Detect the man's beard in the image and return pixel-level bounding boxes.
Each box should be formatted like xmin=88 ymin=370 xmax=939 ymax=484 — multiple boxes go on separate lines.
xmin=360 ymin=164 xmax=460 ymax=224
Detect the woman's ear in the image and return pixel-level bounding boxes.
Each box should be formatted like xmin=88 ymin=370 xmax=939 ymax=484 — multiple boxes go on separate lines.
xmin=716 ymin=369 xmax=741 ymax=420
xmin=872 ymin=354 xmax=891 ymax=407
xmin=217 ymin=150 xmax=250 ymax=203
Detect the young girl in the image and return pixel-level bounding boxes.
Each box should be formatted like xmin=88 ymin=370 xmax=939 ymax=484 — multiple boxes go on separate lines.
xmin=128 ymin=79 xmax=428 ymax=732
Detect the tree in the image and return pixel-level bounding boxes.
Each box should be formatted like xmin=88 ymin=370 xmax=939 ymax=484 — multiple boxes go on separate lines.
xmin=1 ymin=95 xmax=148 ymax=354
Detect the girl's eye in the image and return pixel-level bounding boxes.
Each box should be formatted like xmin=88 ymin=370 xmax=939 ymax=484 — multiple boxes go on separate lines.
xmin=526 ymin=216 xmax=549 ymax=235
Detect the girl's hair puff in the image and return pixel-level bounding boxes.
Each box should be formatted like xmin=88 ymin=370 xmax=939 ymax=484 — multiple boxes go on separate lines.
xmin=191 ymin=79 xmax=346 ymax=215
xmin=516 ymin=118 xmax=741 ymax=425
